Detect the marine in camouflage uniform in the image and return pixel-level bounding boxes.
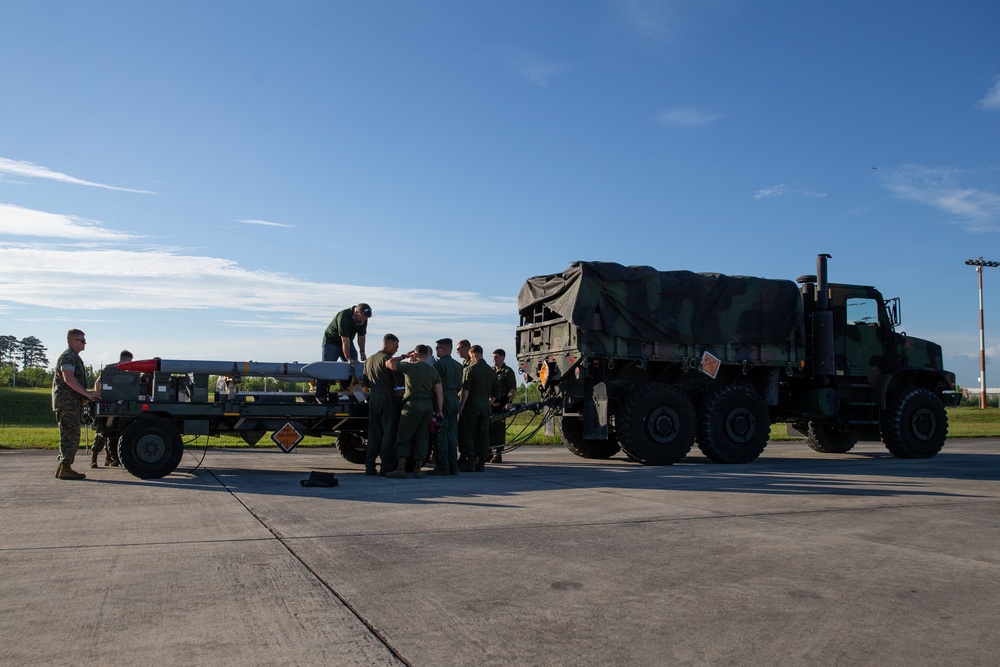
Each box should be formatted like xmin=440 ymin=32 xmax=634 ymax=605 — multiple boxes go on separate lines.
xmin=455 ymin=339 xmax=472 ymax=463
xmin=90 ymin=349 xmax=133 ymax=468
xmin=458 ymin=345 xmax=495 ymax=472
xmin=489 ymin=349 xmax=518 ymax=463
xmin=51 ymin=329 xmax=100 ymax=480
xmin=428 ymin=338 xmax=463 ymax=475
xmin=363 ymin=334 xmax=402 ymax=475
xmin=385 ymin=345 xmax=443 ymax=479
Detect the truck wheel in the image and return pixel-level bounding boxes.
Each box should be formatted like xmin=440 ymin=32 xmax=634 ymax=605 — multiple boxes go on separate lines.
xmin=804 ymin=422 xmax=858 ymax=453
xmin=337 ymin=432 xmax=368 ymax=465
xmin=119 ymin=417 xmax=184 ymax=479
xmin=697 ymin=385 xmax=770 ymax=464
xmin=558 ymin=416 xmax=620 ymax=459
xmin=616 ymin=384 xmax=695 ymax=465
xmin=881 ymin=388 xmax=948 ymax=458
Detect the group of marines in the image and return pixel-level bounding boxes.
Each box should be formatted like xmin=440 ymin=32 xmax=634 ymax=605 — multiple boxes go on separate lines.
xmin=321 ymin=304 xmax=517 ymax=478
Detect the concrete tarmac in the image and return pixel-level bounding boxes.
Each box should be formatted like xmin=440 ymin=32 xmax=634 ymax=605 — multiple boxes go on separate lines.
xmin=2 ymin=439 xmax=999 ymax=667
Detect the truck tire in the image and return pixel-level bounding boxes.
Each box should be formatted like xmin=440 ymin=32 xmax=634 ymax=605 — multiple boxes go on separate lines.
xmin=881 ymin=388 xmax=948 ymax=458
xmin=558 ymin=416 xmax=620 ymax=459
xmin=616 ymin=383 xmax=696 ymax=465
xmin=804 ymin=421 xmax=858 ymax=453
xmin=337 ymin=431 xmax=368 ymax=465
xmin=696 ymin=385 xmax=770 ymax=464
xmin=119 ymin=416 xmax=184 ymax=479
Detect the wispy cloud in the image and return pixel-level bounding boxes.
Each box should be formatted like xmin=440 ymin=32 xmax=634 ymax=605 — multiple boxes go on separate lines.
xmin=657 ymin=107 xmax=722 ymax=128
xmin=501 ymin=48 xmax=569 ymax=87
xmin=237 ymin=219 xmax=295 ymax=229
xmin=0 ymin=157 xmax=158 ymax=194
xmin=977 ymin=76 xmax=1000 ymax=110
xmin=0 ymin=206 xmax=512 ymax=321
xmin=753 ymin=184 xmax=827 ymax=200
xmin=881 ymin=164 xmax=1000 ymax=232
xmin=0 ymin=203 xmax=138 ymax=241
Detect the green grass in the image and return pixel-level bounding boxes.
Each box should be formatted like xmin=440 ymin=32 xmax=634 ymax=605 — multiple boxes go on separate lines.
xmin=2 ymin=386 xmax=997 ymax=450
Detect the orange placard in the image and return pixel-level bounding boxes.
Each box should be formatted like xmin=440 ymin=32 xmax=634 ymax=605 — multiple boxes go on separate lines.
xmin=272 ymin=422 xmax=303 ymax=452
xmin=700 ymin=351 xmax=721 ymax=379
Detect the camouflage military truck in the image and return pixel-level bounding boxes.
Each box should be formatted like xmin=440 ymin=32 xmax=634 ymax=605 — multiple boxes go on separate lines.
xmin=516 ymin=254 xmax=957 ymax=465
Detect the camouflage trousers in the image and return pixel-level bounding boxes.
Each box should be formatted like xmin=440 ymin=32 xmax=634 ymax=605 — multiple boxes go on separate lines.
xmin=55 ymin=407 xmax=83 ymax=465
xmin=92 ymin=432 xmax=121 ymax=465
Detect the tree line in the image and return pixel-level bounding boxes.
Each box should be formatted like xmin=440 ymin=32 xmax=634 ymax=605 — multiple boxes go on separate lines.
xmin=0 ymin=335 xmax=53 ymax=388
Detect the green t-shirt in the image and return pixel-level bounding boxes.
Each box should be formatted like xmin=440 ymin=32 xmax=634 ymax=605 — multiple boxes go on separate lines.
xmin=462 ymin=358 xmax=494 ymax=408
xmin=398 ymin=361 xmax=441 ymax=407
xmin=322 ymin=308 xmax=368 ymax=345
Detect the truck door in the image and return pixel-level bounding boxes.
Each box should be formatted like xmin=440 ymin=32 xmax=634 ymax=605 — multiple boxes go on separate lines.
xmin=843 ymin=294 xmax=884 ymax=380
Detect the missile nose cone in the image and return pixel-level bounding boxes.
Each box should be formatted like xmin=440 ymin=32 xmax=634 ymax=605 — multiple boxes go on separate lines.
xmin=116 ymin=358 xmax=160 ymax=373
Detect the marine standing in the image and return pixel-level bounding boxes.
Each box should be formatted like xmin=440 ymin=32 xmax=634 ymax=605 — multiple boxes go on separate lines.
xmin=363 ymin=333 xmax=402 ymax=475
xmin=52 ymin=329 xmax=100 ymax=480
xmin=385 ymin=345 xmax=443 ymax=479
xmin=428 ymin=338 xmax=463 ymax=475
xmin=458 ymin=345 xmax=495 ymax=472
xmin=317 ymin=303 xmax=371 ymax=402
xmin=488 ymin=349 xmax=518 ymax=463
xmin=90 ymin=349 xmax=133 ymax=468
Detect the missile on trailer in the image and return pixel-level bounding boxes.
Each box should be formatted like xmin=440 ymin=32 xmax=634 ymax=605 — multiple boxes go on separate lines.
xmin=116 ymin=358 xmax=362 ymax=382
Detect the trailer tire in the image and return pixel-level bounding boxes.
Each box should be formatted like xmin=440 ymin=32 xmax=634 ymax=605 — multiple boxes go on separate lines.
xmin=881 ymin=388 xmax=948 ymax=459
xmin=615 ymin=384 xmax=695 ymax=465
xmin=119 ymin=416 xmax=184 ymax=479
xmin=558 ymin=416 xmax=620 ymax=459
xmin=337 ymin=431 xmax=368 ymax=465
xmin=697 ymin=385 xmax=770 ymax=464
xmin=804 ymin=421 xmax=858 ymax=453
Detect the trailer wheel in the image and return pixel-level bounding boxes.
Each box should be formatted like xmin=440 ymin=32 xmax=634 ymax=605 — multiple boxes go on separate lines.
xmin=337 ymin=431 xmax=368 ymax=465
xmin=697 ymin=385 xmax=770 ymax=464
xmin=804 ymin=421 xmax=858 ymax=453
xmin=881 ymin=388 xmax=948 ymax=458
xmin=616 ymin=384 xmax=695 ymax=465
xmin=558 ymin=416 xmax=620 ymax=459
xmin=119 ymin=417 xmax=184 ymax=479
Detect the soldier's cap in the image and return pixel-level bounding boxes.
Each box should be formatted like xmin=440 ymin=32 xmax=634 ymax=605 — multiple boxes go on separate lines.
xmin=357 ymin=303 xmax=373 ymax=317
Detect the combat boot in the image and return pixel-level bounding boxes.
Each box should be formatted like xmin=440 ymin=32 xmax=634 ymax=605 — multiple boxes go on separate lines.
xmin=385 ymin=458 xmax=409 ymax=479
xmin=90 ymin=449 xmax=99 ymax=468
xmin=459 ymin=458 xmax=478 ymax=473
xmin=56 ymin=464 xmax=86 ymax=480
xmin=412 ymin=461 xmax=424 ymax=479
xmin=427 ymin=467 xmax=450 ymax=476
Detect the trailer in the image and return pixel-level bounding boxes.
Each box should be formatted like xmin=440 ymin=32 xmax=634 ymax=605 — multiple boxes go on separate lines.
xmin=92 ymin=359 xmax=371 ymax=479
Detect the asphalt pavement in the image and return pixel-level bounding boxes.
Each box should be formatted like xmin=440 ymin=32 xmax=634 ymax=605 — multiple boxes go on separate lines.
xmin=2 ymin=438 xmax=999 ymax=666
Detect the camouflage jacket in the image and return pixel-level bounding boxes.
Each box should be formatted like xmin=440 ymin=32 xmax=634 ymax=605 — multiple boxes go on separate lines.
xmin=51 ymin=347 xmax=87 ymax=411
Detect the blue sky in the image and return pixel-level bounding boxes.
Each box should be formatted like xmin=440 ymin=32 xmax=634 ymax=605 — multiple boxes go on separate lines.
xmin=1 ymin=1 xmax=998 ymax=389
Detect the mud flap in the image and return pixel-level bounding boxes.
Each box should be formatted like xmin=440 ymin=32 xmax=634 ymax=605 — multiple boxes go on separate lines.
xmin=583 ymin=381 xmax=609 ymax=439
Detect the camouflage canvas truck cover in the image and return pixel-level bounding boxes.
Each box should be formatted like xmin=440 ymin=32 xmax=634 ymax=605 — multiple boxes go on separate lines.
xmin=516 ymin=255 xmax=956 ymax=467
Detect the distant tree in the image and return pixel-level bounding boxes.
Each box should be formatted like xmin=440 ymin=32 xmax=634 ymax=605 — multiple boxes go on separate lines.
xmin=0 ymin=335 xmax=18 ymax=369
xmin=17 ymin=367 xmax=53 ymax=388
xmin=19 ymin=336 xmax=48 ymax=369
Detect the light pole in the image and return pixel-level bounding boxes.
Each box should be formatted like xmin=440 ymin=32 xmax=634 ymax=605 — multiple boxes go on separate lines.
xmin=966 ymin=257 xmax=999 ymax=409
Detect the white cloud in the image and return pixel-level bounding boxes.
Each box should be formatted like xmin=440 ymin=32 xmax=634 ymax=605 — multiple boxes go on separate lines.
xmin=0 ymin=157 xmax=158 ymax=194
xmin=882 ymin=164 xmax=1000 ymax=232
xmin=0 ymin=203 xmax=138 ymax=241
xmin=977 ymin=76 xmax=1000 ymax=110
xmin=237 ymin=219 xmax=295 ymax=229
xmin=753 ymin=184 xmax=827 ymax=200
xmin=657 ymin=107 xmax=722 ymax=128
xmin=500 ymin=47 xmax=569 ymax=87
xmin=0 ymin=205 xmax=519 ymax=370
